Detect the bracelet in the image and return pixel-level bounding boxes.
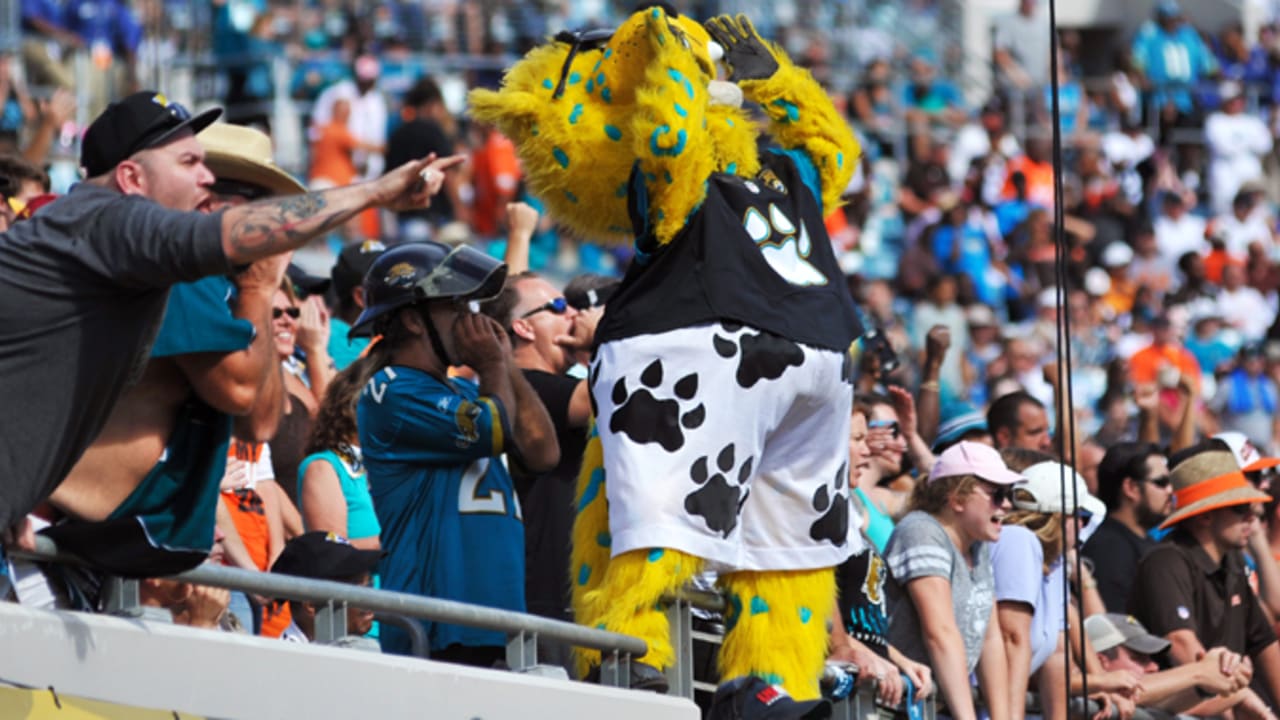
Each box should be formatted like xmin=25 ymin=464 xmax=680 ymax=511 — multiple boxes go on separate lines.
xmin=920 ymin=381 xmax=940 ymax=393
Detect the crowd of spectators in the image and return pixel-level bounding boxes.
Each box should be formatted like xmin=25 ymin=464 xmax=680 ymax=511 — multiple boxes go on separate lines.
xmin=12 ymin=0 xmax=1280 ymax=718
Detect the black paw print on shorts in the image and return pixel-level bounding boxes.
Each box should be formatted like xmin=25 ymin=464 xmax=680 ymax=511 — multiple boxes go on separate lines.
xmin=608 ymin=359 xmax=705 ymax=452
xmin=809 ymin=462 xmax=849 ymax=546
xmin=684 ymin=443 xmax=753 ymax=537
xmin=712 ymin=321 xmax=806 ymax=389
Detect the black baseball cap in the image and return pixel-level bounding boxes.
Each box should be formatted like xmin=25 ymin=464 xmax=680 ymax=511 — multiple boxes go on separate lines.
xmin=332 ymin=239 xmax=388 ymax=300
xmin=81 ymin=91 xmax=222 ymax=177
xmin=271 ymin=531 xmax=382 ymax=581
xmin=287 ymin=263 xmax=332 ymax=298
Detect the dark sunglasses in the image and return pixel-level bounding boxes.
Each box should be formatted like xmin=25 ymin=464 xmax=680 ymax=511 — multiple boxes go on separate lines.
xmin=273 ymin=307 xmax=301 ymax=320
xmin=1144 ymin=474 xmax=1172 ymax=489
xmin=869 ymin=419 xmax=901 ymax=439
xmin=551 ymin=28 xmax=615 ymax=100
xmin=128 ymin=101 xmax=194 ymax=157
xmin=210 ymin=179 xmax=271 ymax=201
xmin=978 ymin=482 xmax=1013 ymax=506
xmin=520 ymin=296 xmax=570 ymax=319
xmin=1229 ymin=504 xmax=1264 ymax=519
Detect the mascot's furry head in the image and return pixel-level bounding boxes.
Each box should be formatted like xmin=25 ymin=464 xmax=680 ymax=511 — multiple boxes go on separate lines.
xmin=469 ymin=5 xmax=767 ymax=246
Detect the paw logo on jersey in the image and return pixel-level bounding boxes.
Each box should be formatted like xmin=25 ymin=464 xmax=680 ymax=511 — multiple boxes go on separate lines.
xmin=454 ymin=400 xmax=482 ymax=446
xmin=385 ymin=262 xmax=417 ymax=288
xmin=742 ymin=203 xmax=827 ymax=287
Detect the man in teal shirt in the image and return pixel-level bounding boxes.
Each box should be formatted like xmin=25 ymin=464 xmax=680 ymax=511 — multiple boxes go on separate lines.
xmin=328 ymin=240 xmax=386 ymax=370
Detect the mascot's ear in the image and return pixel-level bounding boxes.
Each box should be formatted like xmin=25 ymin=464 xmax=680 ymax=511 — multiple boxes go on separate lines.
xmin=468 ymin=87 xmax=544 ymax=132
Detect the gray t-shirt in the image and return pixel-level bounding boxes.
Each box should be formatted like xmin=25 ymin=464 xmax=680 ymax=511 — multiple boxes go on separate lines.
xmin=0 ymin=182 xmax=228 ymax=529
xmin=885 ymin=510 xmax=995 ymax=673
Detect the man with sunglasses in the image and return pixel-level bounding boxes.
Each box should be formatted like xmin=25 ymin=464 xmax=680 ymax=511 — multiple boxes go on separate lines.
xmin=480 ymin=271 xmax=600 ymax=674
xmin=1130 ymin=440 xmax=1280 ymax=720
xmin=1084 ymin=442 xmax=1173 ymax=612
xmin=0 ymin=89 xmax=460 ymax=550
xmin=38 ymin=122 xmax=302 ymax=579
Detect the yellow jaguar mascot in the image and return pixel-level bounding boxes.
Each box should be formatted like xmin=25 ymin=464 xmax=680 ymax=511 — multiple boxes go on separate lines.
xmin=470 ymin=5 xmax=862 ymax=713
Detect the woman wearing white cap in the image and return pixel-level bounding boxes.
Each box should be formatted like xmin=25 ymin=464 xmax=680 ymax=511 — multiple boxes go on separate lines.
xmin=991 ymin=453 xmax=1140 ymax=720
xmin=884 ymin=441 xmax=1020 ymax=720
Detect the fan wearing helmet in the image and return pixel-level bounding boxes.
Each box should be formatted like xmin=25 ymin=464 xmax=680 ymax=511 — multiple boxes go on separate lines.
xmin=352 ymin=241 xmax=560 ymax=662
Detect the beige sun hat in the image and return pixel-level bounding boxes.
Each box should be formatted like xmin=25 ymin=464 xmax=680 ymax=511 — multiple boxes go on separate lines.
xmin=1159 ymin=447 xmax=1270 ymax=530
xmin=197 ymin=123 xmax=307 ymax=197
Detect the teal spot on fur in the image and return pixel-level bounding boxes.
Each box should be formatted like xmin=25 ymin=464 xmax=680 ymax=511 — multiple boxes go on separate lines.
xmin=568 ymin=72 xmax=582 ymax=85
xmin=750 ymin=596 xmax=769 ymax=615
xmin=726 ymin=162 xmax=737 ymax=174
xmin=553 ymin=147 xmax=569 ymax=168
xmin=596 ymin=532 xmax=611 ymax=548
xmin=799 ymin=606 xmax=812 ymax=624
xmin=565 ymin=190 xmax=579 ymax=203
xmin=569 ymin=103 xmax=583 ymax=124
xmin=596 ymin=622 xmax=606 ymax=630
xmin=592 ymin=59 xmax=601 ymax=73
xmin=614 ymin=182 xmax=628 ymax=198
xmin=666 ymin=68 xmax=695 ymax=99
xmin=759 ymin=673 xmax=785 ymax=686
xmin=605 ymin=124 xmax=622 ymax=141
xmin=647 ymin=548 xmax=665 ymax=562
xmin=531 ymin=123 xmax=539 ymax=137
xmin=727 ymin=118 xmax=735 ymax=127
xmin=837 ymin=152 xmax=844 ymax=169
xmin=644 ymin=172 xmax=657 ymax=183
xmin=596 ymin=73 xmax=607 ymax=86
xmin=607 ymin=224 xmax=631 ymax=234
xmin=604 ymin=48 xmax=612 ymax=59
xmin=601 ymin=87 xmax=613 ymax=103
xmin=585 ymin=78 xmax=594 ymax=93
xmin=771 ymin=98 xmax=799 ymax=123
xmin=663 ymin=170 xmax=673 ymax=184
xmin=541 ymin=78 xmax=553 ymax=90
xmin=578 ymin=563 xmax=591 ymax=586
xmin=656 ymin=209 xmax=666 ymax=221
xmin=724 ymin=593 xmax=744 ymax=633
xmin=577 ymin=467 xmax=605 ymax=511
xmin=648 ymin=125 xmax=687 ymax=157
xmin=673 ymin=103 xmax=687 ymax=118
xmin=651 ymin=7 xmax=660 ymax=17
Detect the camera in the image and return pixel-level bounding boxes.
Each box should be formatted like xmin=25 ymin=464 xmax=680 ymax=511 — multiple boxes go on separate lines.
xmin=862 ymin=326 xmax=900 ymax=380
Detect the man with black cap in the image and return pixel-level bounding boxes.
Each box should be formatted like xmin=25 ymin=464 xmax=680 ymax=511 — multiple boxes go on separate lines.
xmin=327 ymin=239 xmax=387 ymax=370
xmin=271 ymin=531 xmax=381 ymax=646
xmin=1130 ymin=440 xmax=1280 ymax=720
xmin=0 ymin=89 xmax=461 ymax=548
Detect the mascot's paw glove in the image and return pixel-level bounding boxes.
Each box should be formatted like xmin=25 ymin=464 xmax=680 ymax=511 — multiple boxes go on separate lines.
xmin=704 ymin=14 xmax=779 ymax=81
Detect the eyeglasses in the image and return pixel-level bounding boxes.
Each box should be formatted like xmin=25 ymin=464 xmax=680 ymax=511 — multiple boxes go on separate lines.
xmin=127 ymin=101 xmax=193 ymax=157
xmin=976 ymin=482 xmax=1013 ymax=507
xmin=520 ymin=296 xmax=570 ymax=319
xmin=273 ymin=307 xmax=301 ymax=320
xmin=210 ymin=179 xmax=271 ymax=201
xmin=1144 ymin=475 xmax=1172 ymax=489
xmin=551 ymin=28 xmax=615 ymax=100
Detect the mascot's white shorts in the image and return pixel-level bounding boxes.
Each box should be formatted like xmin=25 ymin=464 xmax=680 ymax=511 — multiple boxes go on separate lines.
xmin=589 ymin=321 xmax=854 ymax=572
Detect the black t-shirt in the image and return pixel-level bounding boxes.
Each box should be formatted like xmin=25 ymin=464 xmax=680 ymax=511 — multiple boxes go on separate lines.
xmin=386 ymin=117 xmax=454 ymax=222
xmin=0 ymin=182 xmax=228 ymax=529
xmin=513 ymin=369 xmax=587 ymax=620
xmin=835 ymin=540 xmax=891 ymax=657
xmin=1082 ymin=517 xmax=1154 ymax=613
xmin=596 ymin=150 xmax=862 ymax=352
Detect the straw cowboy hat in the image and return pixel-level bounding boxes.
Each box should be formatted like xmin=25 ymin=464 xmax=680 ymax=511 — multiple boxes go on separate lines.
xmin=197 ymin=123 xmax=307 ymax=197
xmin=1159 ymin=447 xmax=1270 ymax=530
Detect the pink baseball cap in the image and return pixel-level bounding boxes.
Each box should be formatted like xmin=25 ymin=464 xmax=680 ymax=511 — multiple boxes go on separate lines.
xmin=930 ymin=441 xmax=1025 ymax=485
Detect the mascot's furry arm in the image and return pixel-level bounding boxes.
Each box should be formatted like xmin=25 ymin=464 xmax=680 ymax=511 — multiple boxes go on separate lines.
xmin=710 ymin=14 xmax=859 ymax=216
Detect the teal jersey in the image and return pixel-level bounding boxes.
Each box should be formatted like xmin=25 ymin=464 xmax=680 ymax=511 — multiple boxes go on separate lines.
xmin=357 ymin=365 xmax=524 ymax=654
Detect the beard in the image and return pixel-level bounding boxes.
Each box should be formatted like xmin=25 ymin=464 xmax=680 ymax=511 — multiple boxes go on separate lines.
xmin=1135 ymin=501 xmax=1167 ymax=530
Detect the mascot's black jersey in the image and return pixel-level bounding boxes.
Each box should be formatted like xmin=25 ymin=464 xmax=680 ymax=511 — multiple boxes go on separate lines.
xmin=596 ymin=149 xmax=863 ymax=352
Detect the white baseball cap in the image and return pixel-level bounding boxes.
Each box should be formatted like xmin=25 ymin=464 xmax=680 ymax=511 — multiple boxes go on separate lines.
xmin=1013 ymin=461 xmax=1107 ymax=520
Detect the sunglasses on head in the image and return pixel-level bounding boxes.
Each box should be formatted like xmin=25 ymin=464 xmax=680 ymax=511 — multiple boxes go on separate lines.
xmin=273 ymin=307 xmax=301 ymax=320
xmin=520 ymin=296 xmax=570 ymax=319
xmin=551 ymin=28 xmax=615 ymax=100
xmin=127 ymin=101 xmax=194 ymax=157
xmin=869 ymin=419 xmax=901 ymax=438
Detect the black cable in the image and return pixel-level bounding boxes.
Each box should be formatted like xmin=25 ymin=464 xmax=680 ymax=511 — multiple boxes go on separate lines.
xmin=1045 ymin=0 xmax=1086 ymax=713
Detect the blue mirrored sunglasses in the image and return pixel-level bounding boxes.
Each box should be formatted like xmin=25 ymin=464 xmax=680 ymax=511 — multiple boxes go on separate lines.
xmin=520 ymin=296 xmax=570 ymax=319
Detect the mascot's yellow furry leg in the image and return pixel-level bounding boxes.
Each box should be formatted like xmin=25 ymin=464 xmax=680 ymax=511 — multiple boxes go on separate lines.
xmin=571 ymin=427 xmax=703 ymax=676
xmin=718 ymin=568 xmax=836 ymax=701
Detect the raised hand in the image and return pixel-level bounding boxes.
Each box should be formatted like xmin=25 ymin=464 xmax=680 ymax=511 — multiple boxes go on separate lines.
xmin=703 ymin=14 xmax=780 ymax=81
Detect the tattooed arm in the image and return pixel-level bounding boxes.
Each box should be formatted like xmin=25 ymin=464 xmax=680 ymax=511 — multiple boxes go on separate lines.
xmin=219 ymin=155 xmax=464 ymax=264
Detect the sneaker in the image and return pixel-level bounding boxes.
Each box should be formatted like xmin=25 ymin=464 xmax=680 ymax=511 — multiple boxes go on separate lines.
xmin=707 ymin=676 xmax=832 ymax=720
xmin=584 ymin=660 xmax=670 ymax=693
